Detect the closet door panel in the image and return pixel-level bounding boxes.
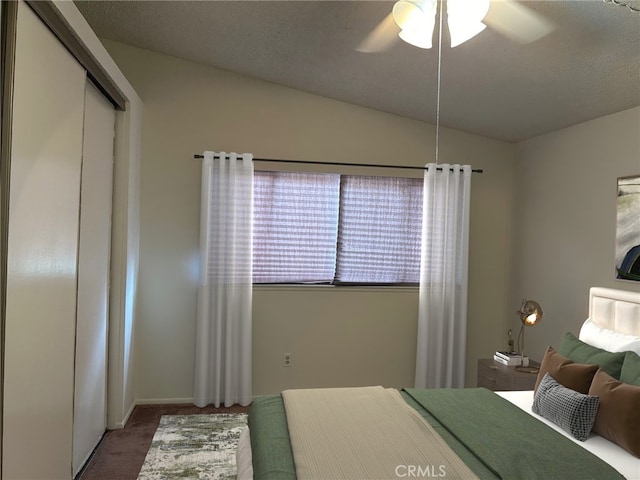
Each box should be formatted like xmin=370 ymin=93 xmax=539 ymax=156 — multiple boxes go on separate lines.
xmin=3 ymin=2 xmax=86 ymax=479
xmin=72 ymin=82 xmax=115 ymax=476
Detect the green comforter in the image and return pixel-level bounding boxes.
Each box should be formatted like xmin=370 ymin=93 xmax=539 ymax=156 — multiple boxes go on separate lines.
xmin=248 ymin=387 xmax=624 ymax=480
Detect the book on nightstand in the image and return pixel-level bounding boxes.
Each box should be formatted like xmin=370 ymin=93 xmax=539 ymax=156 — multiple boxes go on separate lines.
xmin=494 ymin=351 xmax=529 ymax=367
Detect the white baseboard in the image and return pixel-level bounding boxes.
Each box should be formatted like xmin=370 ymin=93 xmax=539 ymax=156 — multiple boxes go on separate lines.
xmin=107 ymin=400 xmax=137 ymax=430
xmin=107 ymin=398 xmax=192 ymax=430
xmin=135 ymin=397 xmax=195 ymax=405
xmin=132 ymin=396 xmax=262 ymax=407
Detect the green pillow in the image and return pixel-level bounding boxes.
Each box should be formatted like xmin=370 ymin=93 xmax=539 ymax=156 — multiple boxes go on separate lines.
xmin=558 ymin=332 xmax=626 ymax=379
xmin=620 ymin=351 xmax=640 ymax=386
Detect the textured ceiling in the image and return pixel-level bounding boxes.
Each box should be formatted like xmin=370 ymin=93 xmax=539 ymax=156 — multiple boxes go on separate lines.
xmin=74 ymin=0 xmax=640 ymax=142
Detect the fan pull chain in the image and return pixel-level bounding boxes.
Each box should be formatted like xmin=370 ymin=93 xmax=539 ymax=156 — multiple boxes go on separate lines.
xmin=435 ymin=0 xmax=444 ymax=165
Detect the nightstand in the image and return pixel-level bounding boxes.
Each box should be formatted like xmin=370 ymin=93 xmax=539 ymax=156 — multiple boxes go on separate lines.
xmin=477 ymin=358 xmax=540 ymax=391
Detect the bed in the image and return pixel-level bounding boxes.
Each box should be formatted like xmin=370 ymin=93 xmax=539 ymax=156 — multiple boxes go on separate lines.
xmin=237 ymin=287 xmax=640 ymax=479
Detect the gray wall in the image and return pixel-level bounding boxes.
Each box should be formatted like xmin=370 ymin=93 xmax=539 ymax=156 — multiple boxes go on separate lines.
xmin=510 ymin=107 xmax=640 ymax=360
xmin=102 ymin=40 xmax=516 ymax=401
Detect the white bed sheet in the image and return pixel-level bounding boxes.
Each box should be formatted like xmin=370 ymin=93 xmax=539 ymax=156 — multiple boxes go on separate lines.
xmin=497 ymin=390 xmax=639 ymax=480
xmin=236 ymin=391 xmax=640 ymax=480
xmin=236 ymin=426 xmax=253 ymax=480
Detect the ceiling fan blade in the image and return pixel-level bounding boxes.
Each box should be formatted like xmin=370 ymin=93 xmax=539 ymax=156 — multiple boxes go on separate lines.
xmin=356 ymin=13 xmax=400 ymax=53
xmin=484 ymin=0 xmax=555 ymax=44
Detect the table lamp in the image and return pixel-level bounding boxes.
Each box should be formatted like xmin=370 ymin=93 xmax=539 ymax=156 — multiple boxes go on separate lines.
xmin=515 ymin=298 xmax=543 ymax=373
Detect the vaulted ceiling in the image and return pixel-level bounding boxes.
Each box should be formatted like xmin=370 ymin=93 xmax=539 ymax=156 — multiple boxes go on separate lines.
xmin=75 ymin=0 xmax=640 ymax=142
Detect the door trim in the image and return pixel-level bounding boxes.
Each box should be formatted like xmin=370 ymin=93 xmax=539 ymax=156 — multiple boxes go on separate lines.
xmin=25 ymin=0 xmax=126 ymax=110
xmin=0 ymin=0 xmax=18 ymax=472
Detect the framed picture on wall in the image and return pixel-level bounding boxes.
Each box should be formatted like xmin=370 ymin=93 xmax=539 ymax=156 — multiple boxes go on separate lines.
xmin=616 ymin=174 xmax=640 ymax=281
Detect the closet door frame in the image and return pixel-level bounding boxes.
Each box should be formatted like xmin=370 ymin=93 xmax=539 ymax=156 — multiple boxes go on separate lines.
xmin=25 ymin=1 xmax=125 ymax=111
xmin=0 ymin=0 xmax=18 ymax=469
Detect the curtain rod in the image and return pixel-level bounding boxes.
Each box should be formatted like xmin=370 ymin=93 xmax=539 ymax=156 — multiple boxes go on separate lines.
xmin=192 ymin=155 xmax=483 ymax=173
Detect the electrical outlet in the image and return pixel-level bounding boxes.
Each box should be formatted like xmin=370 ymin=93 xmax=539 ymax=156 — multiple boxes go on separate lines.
xmin=283 ymin=353 xmax=292 ymax=367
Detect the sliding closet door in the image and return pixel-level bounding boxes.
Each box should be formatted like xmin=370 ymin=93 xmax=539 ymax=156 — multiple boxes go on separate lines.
xmin=72 ymin=82 xmax=115 ymax=476
xmin=2 ymin=2 xmax=86 ymax=478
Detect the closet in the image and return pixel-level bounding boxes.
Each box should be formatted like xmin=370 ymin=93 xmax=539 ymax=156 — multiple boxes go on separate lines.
xmin=72 ymin=82 xmax=116 ymax=475
xmin=2 ymin=2 xmax=115 ymax=478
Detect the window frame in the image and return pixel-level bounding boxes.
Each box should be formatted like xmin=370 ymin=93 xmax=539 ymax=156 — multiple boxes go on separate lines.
xmin=252 ymin=169 xmax=423 ymax=287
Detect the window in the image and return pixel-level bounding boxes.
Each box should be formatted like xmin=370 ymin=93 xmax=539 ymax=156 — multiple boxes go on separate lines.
xmin=253 ymin=172 xmax=340 ymax=283
xmin=253 ymin=171 xmax=423 ymax=285
xmin=336 ymin=175 xmax=423 ymax=284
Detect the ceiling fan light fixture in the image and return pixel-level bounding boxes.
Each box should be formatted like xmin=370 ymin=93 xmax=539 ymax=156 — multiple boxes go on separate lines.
xmin=392 ymin=0 xmax=492 ymax=49
xmin=447 ymin=0 xmax=490 ymax=23
xmin=447 ymin=0 xmax=491 ymax=47
xmin=393 ymin=0 xmax=436 ymax=49
xmin=399 ymin=27 xmax=434 ymax=49
xmin=448 ymin=20 xmax=487 ymax=48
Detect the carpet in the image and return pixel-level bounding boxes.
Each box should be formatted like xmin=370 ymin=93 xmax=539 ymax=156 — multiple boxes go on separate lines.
xmin=137 ymin=413 xmax=248 ymax=480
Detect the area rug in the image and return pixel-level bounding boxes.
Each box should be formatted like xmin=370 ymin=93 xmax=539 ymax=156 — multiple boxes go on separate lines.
xmin=137 ymin=413 xmax=248 ymax=480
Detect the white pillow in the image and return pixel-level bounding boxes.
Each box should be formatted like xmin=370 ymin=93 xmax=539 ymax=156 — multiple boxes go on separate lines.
xmin=579 ymin=318 xmax=640 ymax=355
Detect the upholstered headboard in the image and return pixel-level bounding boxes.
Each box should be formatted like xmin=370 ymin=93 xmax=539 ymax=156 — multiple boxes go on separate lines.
xmin=589 ymin=287 xmax=640 ymax=336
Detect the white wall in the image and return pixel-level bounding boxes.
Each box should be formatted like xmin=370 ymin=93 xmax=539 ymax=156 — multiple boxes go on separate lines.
xmin=102 ymin=40 xmax=515 ymax=401
xmin=511 ymin=107 xmax=640 ymax=360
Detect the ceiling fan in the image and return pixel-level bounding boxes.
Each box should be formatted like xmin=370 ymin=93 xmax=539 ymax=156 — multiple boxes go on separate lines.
xmin=358 ymin=0 xmax=555 ymax=52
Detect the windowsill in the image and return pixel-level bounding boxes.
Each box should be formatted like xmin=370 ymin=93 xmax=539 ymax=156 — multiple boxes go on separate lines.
xmin=253 ymin=284 xmax=419 ymax=293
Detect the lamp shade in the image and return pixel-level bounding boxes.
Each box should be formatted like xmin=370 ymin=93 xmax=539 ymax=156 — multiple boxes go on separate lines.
xmin=399 ymin=21 xmax=435 ymax=49
xmin=518 ymin=299 xmax=543 ymax=326
xmin=391 ymin=0 xmax=492 ymax=50
xmin=448 ymin=20 xmax=486 ymax=48
xmin=393 ymin=0 xmax=436 ymax=49
xmin=447 ymin=0 xmax=490 ymax=48
xmin=446 ymin=0 xmax=490 ymax=23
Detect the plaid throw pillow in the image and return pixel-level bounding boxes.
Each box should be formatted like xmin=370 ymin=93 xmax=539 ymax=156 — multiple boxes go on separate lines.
xmin=533 ymin=372 xmax=600 ymax=441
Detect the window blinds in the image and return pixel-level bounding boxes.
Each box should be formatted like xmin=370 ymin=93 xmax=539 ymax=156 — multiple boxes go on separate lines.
xmin=253 ymin=171 xmax=423 ymax=284
xmin=253 ymin=171 xmax=340 ymax=283
xmin=335 ymin=175 xmax=423 ymax=283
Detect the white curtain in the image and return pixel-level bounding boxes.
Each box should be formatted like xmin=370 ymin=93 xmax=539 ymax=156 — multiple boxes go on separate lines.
xmin=194 ymin=151 xmax=254 ymax=407
xmin=415 ymin=163 xmax=471 ymax=389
